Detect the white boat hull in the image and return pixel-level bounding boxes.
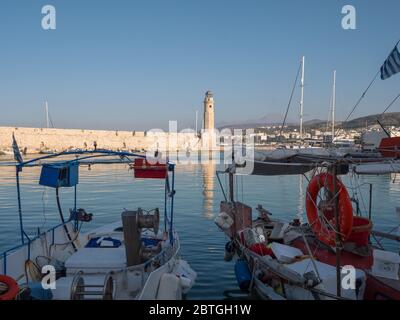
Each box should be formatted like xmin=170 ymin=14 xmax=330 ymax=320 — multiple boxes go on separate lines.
xmin=0 ymin=220 xmax=196 ymax=300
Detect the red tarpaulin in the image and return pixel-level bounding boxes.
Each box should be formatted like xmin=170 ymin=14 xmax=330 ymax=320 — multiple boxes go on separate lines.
xmin=133 ymin=158 xmax=168 ymax=179
xmin=379 ymin=137 xmax=400 ymax=158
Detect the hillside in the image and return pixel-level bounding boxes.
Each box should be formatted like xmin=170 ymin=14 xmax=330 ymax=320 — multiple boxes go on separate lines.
xmin=218 ymin=112 xmax=400 ymax=130
xmin=340 ymin=112 xmax=400 ymax=129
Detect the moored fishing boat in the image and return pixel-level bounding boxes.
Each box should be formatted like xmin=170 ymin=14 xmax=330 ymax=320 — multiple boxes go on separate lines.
xmin=215 ymin=155 xmax=400 ymax=300
xmin=215 ymin=39 xmax=400 ymax=300
xmin=0 ymin=146 xmax=196 ymax=300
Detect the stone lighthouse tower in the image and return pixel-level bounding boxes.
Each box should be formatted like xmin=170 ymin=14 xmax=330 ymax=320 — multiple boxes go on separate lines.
xmin=202 ymin=91 xmax=215 ymax=151
xmin=203 ymin=91 xmax=215 ymax=131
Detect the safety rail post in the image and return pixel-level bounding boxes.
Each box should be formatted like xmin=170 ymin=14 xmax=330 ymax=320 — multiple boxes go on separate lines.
xmin=169 ymin=165 xmax=175 ymax=245
xmin=332 ymin=163 xmax=341 ymax=298
xmin=164 ymin=178 xmax=167 ymax=233
xmin=16 ymin=166 xmax=25 ymax=245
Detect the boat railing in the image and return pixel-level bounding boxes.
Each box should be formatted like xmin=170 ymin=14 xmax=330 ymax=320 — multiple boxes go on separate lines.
xmin=1 ymin=148 xmax=178 ymax=278
xmin=0 ymin=220 xmax=76 ymax=276
xmin=1 ymin=223 xmax=179 ymax=279
xmin=239 ymin=240 xmax=352 ymax=300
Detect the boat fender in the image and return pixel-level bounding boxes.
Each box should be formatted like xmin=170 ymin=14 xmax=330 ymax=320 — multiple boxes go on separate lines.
xmin=214 ymin=212 xmax=234 ymax=230
xmin=179 ymin=275 xmax=192 ymax=289
xmin=156 ymin=273 xmax=182 ymax=300
xmin=224 ymin=241 xmax=235 ymax=262
xmin=174 ymin=259 xmax=197 ymax=294
xmin=0 ymin=275 xmax=19 ymax=300
xmin=28 ymin=282 xmax=53 ymax=300
xmin=234 ymin=260 xmax=252 ymax=292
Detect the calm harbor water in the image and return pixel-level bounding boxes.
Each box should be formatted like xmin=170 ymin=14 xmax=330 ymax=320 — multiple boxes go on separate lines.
xmin=0 ymin=154 xmax=399 ymax=299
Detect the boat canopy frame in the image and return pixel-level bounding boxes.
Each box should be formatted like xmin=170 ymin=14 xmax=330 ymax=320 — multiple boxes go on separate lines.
xmin=11 ymin=149 xmax=177 ymax=248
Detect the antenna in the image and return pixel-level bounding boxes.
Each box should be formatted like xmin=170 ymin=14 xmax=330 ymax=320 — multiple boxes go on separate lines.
xmin=299 ymin=56 xmax=305 ymax=140
xmin=332 ymin=70 xmax=336 ymax=141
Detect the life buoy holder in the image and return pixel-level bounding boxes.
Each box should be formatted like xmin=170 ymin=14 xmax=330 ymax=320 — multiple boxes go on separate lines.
xmin=305 ymin=173 xmax=353 ymax=247
xmin=0 ymin=275 xmax=19 ymax=300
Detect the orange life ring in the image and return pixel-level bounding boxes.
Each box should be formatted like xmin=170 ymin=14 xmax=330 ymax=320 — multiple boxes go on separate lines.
xmin=0 ymin=275 xmax=19 ymax=300
xmin=306 ymin=173 xmax=353 ymax=247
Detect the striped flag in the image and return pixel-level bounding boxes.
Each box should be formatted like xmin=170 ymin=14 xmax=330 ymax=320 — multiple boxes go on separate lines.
xmin=381 ymin=44 xmax=400 ymax=80
xmin=12 ymin=134 xmax=23 ymax=164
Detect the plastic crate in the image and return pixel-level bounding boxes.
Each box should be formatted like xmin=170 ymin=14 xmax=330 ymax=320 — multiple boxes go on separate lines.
xmin=39 ymin=162 xmax=79 ymax=188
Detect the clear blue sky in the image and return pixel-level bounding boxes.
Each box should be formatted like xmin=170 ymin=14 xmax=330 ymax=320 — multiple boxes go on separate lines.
xmin=0 ymin=0 xmax=399 ymax=130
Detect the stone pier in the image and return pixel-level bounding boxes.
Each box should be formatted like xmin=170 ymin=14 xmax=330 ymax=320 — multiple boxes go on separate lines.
xmin=0 ymin=126 xmax=204 ymax=154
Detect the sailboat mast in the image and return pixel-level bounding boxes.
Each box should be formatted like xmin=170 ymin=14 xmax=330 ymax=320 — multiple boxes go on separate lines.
xmin=45 ymin=100 xmax=49 ymax=129
xmin=195 ymin=110 xmax=198 ymax=133
xmin=332 ymin=70 xmax=336 ymax=141
xmin=299 ymin=56 xmax=305 ymax=140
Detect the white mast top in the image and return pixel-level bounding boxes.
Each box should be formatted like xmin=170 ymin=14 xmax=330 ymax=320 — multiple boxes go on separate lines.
xmin=45 ymin=100 xmax=49 ymax=128
xmin=299 ymin=56 xmax=305 ymax=140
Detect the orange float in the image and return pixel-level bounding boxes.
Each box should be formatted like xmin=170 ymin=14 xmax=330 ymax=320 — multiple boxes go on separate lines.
xmin=0 ymin=275 xmax=19 ymax=300
xmin=306 ymin=173 xmax=353 ymax=247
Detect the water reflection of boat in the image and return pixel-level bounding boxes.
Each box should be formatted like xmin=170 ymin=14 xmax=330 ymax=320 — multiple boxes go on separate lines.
xmin=0 ymin=149 xmax=196 ymax=300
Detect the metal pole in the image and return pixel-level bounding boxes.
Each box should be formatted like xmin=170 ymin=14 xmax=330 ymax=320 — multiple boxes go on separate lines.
xmin=45 ymin=100 xmax=49 ymax=128
xmin=16 ymin=167 xmax=25 ymax=245
xmin=332 ymin=164 xmax=341 ymax=298
xmin=229 ymin=139 xmax=234 ymax=202
xmin=169 ymin=166 xmax=175 ymax=244
xmin=229 ymin=170 xmax=234 ymax=202
xmin=164 ymin=178 xmax=167 ymax=232
xmin=74 ymin=185 xmax=77 ymax=213
xmin=74 ymin=184 xmax=78 ymax=230
xmin=299 ymin=56 xmax=305 ymax=141
xmin=332 ymin=70 xmax=336 ymax=140
xmin=368 ymin=183 xmax=373 ymax=221
xmin=195 ymin=110 xmax=198 ymax=134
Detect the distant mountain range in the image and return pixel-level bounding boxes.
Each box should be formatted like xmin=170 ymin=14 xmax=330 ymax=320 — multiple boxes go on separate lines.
xmin=217 ymin=113 xmax=296 ymax=129
xmin=217 ymin=112 xmax=400 ymax=130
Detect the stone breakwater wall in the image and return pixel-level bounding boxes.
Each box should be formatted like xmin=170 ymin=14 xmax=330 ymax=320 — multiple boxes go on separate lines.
xmin=0 ymin=126 xmax=203 ymax=154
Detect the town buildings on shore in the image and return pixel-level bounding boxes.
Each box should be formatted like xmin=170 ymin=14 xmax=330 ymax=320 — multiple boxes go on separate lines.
xmin=1 ymin=90 xmax=399 ymax=155
xmin=244 ymin=124 xmax=400 ymax=149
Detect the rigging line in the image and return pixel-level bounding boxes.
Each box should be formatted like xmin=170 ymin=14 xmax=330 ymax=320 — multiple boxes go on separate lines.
xmin=298 ymin=225 xmax=322 ymax=282
xmin=352 ymin=174 xmax=368 ymax=215
xmin=216 ymin=171 xmax=228 ymax=202
xmin=49 ymin=113 xmax=55 ymax=128
xmin=279 ymin=63 xmax=302 ymax=138
xmin=381 ymin=92 xmax=400 ymax=115
xmin=335 ymin=70 xmax=380 ymax=138
xmin=336 ymin=40 xmax=400 ymax=137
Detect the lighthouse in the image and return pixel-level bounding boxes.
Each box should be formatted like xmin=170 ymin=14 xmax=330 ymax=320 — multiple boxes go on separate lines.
xmin=203 ymin=91 xmax=215 ymax=131
xmin=202 ymin=91 xmax=215 ymax=151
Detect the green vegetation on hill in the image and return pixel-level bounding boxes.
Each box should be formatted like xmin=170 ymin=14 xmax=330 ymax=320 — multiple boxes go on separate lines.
xmin=339 ymin=112 xmax=400 ymax=129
